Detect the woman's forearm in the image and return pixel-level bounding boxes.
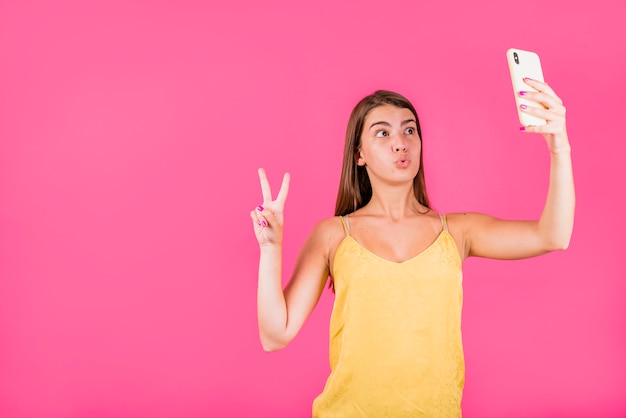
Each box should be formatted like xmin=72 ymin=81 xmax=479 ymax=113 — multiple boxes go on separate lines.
xmin=538 ymin=138 xmax=575 ymax=250
xmin=257 ymin=243 xmax=289 ymax=351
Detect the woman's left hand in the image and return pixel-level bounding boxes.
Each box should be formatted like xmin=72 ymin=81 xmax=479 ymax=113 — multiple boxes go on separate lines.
xmin=519 ymin=78 xmax=570 ymax=154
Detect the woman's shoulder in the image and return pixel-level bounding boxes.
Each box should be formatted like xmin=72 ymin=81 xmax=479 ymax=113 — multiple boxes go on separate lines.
xmin=309 ymin=216 xmax=351 ymax=277
xmin=310 ymin=215 xmax=347 ymax=238
xmin=445 ymin=212 xmax=499 ymax=229
xmin=303 ymin=216 xmax=349 ymax=264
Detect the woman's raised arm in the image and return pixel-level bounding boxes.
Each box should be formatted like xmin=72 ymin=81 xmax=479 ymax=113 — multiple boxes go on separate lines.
xmin=251 ymin=169 xmax=330 ymax=351
xmin=460 ymin=78 xmax=575 ymax=260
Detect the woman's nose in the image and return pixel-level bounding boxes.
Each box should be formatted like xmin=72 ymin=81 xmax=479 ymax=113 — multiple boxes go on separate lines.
xmin=392 ymin=137 xmax=408 ymax=152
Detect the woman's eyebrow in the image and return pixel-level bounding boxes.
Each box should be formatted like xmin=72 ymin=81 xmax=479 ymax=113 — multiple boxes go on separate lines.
xmin=369 ymin=121 xmax=391 ymax=129
xmin=369 ymin=119 xmax=416 ymax=129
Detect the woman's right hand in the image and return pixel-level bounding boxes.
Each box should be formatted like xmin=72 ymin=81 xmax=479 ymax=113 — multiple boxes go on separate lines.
xmin=250 ymin=168 xmax=290 ymax=247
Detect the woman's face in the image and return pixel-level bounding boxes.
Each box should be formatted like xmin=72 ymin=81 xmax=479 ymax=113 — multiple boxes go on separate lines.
xmin=357 ymin=104 xmax=421 ymax=186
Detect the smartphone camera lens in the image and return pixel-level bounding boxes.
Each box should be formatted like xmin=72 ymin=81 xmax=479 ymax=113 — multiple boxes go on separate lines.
xmin=514 ymin=52 xmax=519 ymax=64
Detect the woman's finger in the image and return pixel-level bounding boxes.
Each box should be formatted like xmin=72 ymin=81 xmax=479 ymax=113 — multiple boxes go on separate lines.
xmin=521 ymin=123 xmax=566 ymax=135
xmin=520 ymin=106 xmax=566 ymax=133
xmin=276 ymin=173 xmax=290 ymax=204
xmin=523 ymin=78 xmax=563 ymax=105
xmin=250 ymin=209 xmax=264 ymax=226
xmin=521 ymin=104 xmax=565 ymax=121
xmin=255 ymin=205 xmax=268 ymax=227
xmin=519 ymin=90 xmax=564 ymax=112
xmin=258 ymin=168 xmax=273 ymax=203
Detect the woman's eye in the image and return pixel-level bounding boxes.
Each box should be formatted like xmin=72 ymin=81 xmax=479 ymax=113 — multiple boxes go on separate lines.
xmin=405 ymin=127 xmax=415 ymax=135
xmin=375 ymin=130 xmax=389 ymax=138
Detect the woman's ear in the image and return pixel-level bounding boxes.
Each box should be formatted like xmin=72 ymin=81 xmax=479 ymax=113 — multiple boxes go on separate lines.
xmin=356 ymin=149 xmax=366 ymax=166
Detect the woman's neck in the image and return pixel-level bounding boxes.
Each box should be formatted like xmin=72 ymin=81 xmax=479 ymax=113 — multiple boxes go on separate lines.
xmin=363 ymin=186 xmax=426 ymax=221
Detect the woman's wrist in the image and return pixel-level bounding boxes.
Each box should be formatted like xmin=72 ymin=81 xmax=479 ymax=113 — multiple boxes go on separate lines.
xmin=548 ymin=132 xmax=571 ymax=156
xmin=259 ymin=241 xmax=282 ymax=252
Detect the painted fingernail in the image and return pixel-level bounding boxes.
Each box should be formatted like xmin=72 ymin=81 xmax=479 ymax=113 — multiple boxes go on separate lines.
xmin=257 ymin=206 xmax=264 ymax=211
xmin=261 ymin=220 xmax=267 ymax=227
xmin=519 ymin=91 xmax=527 ymax=96
xmin=520 ymin=104 xmax=527 ymax=109
xmin=520 ymin=126 xmax=526 ymax=131
xmin=524 ymin=77 xmax=532 ymax=81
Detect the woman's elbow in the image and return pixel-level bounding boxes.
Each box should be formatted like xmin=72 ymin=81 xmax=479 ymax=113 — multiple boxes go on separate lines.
xmin=544 ymin=235 xmax=572 ymax=252
xmin=260 ymin=334 xmax=290 ymax=352
xmin=261 ymin=340 xmax=285 ymax=352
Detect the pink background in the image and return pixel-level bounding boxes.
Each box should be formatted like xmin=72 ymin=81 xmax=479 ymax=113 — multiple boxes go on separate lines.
xmin=1 ymin=0 xmax=625 ymax=417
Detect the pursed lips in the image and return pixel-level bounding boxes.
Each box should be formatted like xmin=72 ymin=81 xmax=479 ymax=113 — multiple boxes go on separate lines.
xmin=395 ymin=156 xmax=410 ymax=168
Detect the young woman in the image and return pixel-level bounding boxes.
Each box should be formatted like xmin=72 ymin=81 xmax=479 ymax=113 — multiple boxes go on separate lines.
xmin=250 ymin=80 xmax=574 ymax=417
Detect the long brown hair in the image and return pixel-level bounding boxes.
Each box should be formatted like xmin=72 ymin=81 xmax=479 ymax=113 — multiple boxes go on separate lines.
xmin=334 ymin=90 xmax=430 ymax=216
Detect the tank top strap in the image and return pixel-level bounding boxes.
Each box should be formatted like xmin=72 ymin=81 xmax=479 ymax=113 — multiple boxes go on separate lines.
xmin=339 ymin=215 xmax=351 ymax=237
xmin=439 ymin=213 xmax=449 ymax=232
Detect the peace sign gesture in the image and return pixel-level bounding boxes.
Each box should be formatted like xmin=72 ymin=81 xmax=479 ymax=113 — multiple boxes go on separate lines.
xmin=250 ymin=168 xmax=290 ymax=247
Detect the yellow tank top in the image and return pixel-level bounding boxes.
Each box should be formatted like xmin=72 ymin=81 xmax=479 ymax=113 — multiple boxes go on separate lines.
xmin=312 ymin=214 xmax=464 ymax=417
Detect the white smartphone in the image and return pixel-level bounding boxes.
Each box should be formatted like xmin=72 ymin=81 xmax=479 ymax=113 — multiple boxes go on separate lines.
xmin=507 ymin=48 xmax=546 ymax=127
